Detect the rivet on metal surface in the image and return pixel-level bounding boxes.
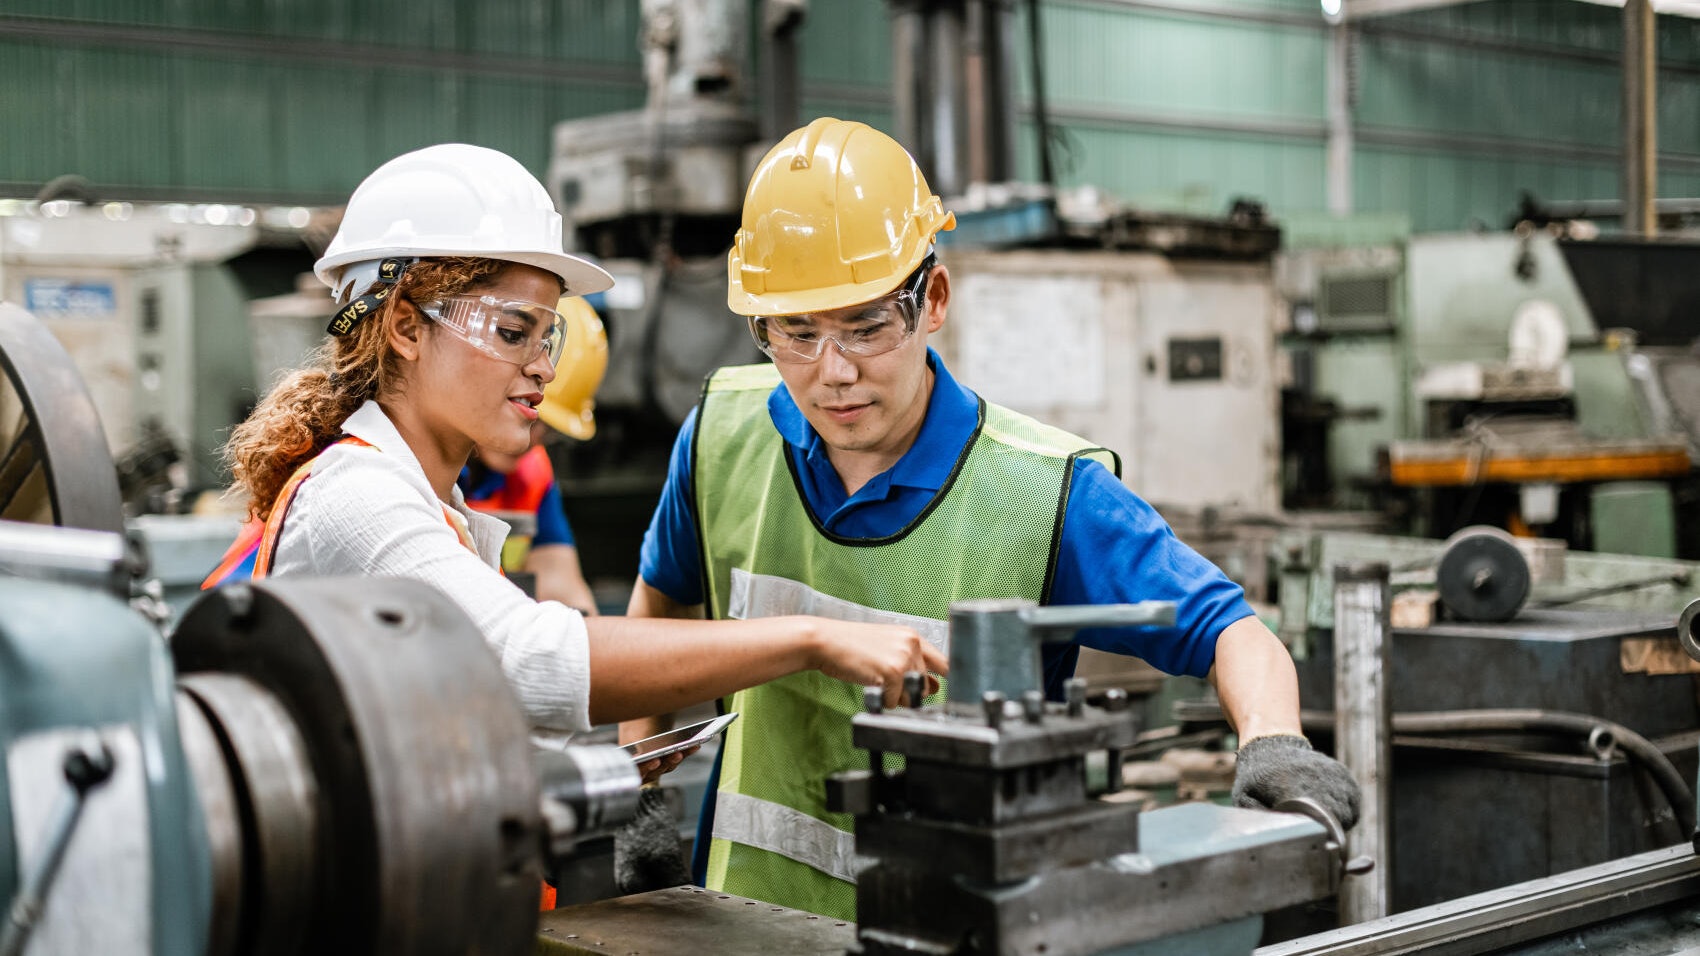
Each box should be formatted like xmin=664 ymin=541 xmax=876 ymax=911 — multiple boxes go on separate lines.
xmin=982 ymin=691 xmax=1006 ymax=729
xmin=863 ymin=685 xmax=883 ymax=714
xmin=1021 ymin=689 xmax=1044 ymax=724
xmin=1065 ymin=677 xmax=1087 ymax=717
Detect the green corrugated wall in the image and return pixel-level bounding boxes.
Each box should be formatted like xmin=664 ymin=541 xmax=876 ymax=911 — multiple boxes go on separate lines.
xmin=3 ymin=0 xmax=1698 ymax=231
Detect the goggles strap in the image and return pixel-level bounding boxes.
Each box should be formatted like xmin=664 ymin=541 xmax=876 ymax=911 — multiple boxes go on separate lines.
xmin=326 ymin=257 xmax=415 ymax=336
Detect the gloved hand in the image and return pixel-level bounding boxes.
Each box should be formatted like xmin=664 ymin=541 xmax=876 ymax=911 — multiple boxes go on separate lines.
xmin=1232 ymin=734 xmax=1362 ymax=831
xmin=613 ymin=787 xmax=693 ymax=895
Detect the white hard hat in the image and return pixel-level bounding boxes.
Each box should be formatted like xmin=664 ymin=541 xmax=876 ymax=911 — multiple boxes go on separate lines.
xmin=314 ymin=143 xmax=612 ymax=302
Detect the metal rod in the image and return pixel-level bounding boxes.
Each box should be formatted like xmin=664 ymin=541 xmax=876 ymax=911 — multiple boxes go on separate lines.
xmin=1024 ymin=0 xmax=1056 ymax=189
xmin=1326 ymin=21 xmax=1354 ymax=216
xmin=890 ymin=1 xmax=927 ymax=163
xmin=926 ymin=0 xmax=968 ymax=198
xmin=1624 ymin=0 xmax=1658 ymax=237
xmin=1333 ymin=561 xmax=1392 ymax=925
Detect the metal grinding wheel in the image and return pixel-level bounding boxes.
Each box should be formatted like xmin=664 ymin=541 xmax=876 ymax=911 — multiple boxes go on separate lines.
xmin=0 ymin=303 xmax=124 ymax=534
xmin=172 ymin=577 xmax=546 ymax=956
xmin=1436 ymin=525 xmax=1532 ymax=623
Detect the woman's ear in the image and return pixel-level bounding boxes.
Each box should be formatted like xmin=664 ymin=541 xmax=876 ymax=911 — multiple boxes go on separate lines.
xmin=387 ymin=298 xmax=425 ymax=362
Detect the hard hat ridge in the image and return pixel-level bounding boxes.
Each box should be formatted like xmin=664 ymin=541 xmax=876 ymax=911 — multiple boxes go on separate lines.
xmin=314 ymin=143 xmax=613 ymax=301
xmin=728 ymin=118 xmax=955 ymax=318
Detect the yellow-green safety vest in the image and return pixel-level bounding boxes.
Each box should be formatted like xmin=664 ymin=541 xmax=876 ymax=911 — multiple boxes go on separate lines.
xmin=693 ymin=363 xmax=1118 ymax=920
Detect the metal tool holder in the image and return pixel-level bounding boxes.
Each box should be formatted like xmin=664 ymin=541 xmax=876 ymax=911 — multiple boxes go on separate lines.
xmin=830 ymin=598 xmax=1348 ymax=956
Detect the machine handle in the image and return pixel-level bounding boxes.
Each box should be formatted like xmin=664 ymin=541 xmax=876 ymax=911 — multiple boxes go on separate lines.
xmin=0 ymin=738 xmax=114 ymax=956
xmin=1021 ymin=601 xmax=1177 ymax=637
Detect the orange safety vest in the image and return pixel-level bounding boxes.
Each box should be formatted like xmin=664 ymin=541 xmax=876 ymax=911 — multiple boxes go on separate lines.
xmin=464 ymin=446 xmax=555 ymax=516
xmin=201 ymin=436 xmax=475 ymax=588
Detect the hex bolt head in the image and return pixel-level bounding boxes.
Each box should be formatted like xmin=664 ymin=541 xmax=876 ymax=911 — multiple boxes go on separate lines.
xmin=1064 ymin=677 xmax=1087 ymax=717
xmin=903 ymin=671 xmax=925 ymax=710
xmin=863 ymin=685 xmax=884 ymax=714
xmin=1021 ymin=689 xmax=1045 ymax=724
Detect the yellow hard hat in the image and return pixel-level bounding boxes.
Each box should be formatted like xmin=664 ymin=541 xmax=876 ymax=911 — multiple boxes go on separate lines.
xmin=536 ymin=296 xmax=607 ymax=441
xmin=728 ymin=118 xmax=956 ymax=317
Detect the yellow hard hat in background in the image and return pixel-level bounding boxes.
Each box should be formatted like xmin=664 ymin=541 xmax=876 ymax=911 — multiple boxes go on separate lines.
xmin=537 ymin=296 xmax=608 ymax=441
xmin=728 ymin=117 xmax=956 ymax=318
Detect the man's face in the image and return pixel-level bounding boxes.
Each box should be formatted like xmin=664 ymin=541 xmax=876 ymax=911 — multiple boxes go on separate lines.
xmin=765 ymin=265 xmax=950 ymax=464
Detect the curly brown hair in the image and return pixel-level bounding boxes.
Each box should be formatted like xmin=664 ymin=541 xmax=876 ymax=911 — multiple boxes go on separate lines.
xmin=225 ymin=257 xmax=524 ymax=520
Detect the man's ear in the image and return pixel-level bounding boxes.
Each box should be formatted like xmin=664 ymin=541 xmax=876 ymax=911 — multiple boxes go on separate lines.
xmin=924 ymin=264 xmax=950 ymax=334
xmin=387 ymin=298 xmax=425 ymax=362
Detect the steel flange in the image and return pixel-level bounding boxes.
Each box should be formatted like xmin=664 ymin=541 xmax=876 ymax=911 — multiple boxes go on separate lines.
xmin=173 ymin=578 xmax=544 ymax=955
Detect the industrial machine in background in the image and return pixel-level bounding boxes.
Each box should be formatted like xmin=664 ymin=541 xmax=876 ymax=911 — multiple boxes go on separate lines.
xmin=0 ymin=191 xmax=265 ymax=505
xmin=1278 ymin=224 xmax=1700 ymax=559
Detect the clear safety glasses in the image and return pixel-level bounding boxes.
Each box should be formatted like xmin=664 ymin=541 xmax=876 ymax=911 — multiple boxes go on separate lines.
xmin=749 ymin=258 xmax=934 ymax=364
xmin=417 ymin=294 xmax=567 ymax=368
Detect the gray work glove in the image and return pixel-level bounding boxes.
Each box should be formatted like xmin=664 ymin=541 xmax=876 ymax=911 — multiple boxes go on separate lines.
xmin=613 ymin=787 xmax=693 ymax=895
xmin=1232 ymin=734 xmax=1362 ymax=831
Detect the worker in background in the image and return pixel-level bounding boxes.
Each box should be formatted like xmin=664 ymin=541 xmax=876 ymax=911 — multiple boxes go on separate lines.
xmin=459 ymin=295 xmax=607 ymax=615
xmin=621 ymin=119 xmax=1360 ymax=919
xmin=206 ymin=143 xmax=945 ymax=757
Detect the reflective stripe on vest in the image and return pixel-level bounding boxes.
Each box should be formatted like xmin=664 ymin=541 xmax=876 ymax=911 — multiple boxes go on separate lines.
xmin=202 ymin=436 xmax=476 ymax=588
xmin=711 ymin=790 xmax=860 ymax=885
xmin=729 ymin=568 xmax=949 ymax=654
xmin=692 ymin=363 xmax=1116 ymax=920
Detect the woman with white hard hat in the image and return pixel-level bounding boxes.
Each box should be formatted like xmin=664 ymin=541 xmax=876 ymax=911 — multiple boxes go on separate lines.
xmin=216 ymin=143 xmax=944 ymax=750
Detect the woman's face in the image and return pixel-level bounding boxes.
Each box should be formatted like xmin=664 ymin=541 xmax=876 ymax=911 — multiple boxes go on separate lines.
xmin=410 ymin=263 xmax=562 ymax=459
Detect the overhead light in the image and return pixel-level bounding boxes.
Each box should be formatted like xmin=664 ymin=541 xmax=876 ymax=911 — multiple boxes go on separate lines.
xmin=1321 ymin=0 xmax=1344 ymax=21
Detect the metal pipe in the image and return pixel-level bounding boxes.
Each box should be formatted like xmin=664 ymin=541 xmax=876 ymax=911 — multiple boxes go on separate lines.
xmin=1624 ymin=0 xmax=1657 ymax=237
xmin=1024 ymin=0 xmax=1056 ymax=189
xmin=890 ymin=0 xmax=927 ymax=163
xmin=1325 ymin=20 xmax=1354 ymax=216
xmin=758 ymin=0 xmax=805 ymax=142
xmin=926 ymin=0 xmax=969 ymax=198
xmin=1392 ymin=709 xmax=1695 ymax=837
xmin=1333 ymin=562 xmax=1392 ymax=925
xmin=1294 ymin=707 xmax=1696 ymax=838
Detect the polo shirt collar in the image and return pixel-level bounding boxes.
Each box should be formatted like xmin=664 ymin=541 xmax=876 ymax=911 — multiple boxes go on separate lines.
xmin=766 ymin=347 xmax=980 ymax=494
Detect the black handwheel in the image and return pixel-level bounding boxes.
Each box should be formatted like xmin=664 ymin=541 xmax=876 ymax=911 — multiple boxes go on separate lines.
xmin=0 ymin=303 xmax=124 ymax=534
xmin=1436 ymin=526 xmax=1530 ymax=623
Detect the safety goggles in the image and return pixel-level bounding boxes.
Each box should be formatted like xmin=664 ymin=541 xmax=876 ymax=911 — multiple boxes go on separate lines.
xmin=417 ymin=295 xmax=567 ymax=368
xmin=749 ymin=257 xmax=935 ymax=364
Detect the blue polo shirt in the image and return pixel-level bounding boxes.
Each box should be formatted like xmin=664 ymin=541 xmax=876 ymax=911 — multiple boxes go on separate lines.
xmin=638 ymin=349 xmax=1253 ymax=690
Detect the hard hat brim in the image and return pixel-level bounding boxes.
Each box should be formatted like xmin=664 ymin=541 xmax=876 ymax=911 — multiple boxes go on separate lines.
xmin=537 ymin=402 xmax=595 ymax=441
xmin=315 ymin=247 xmax=614 ymax=298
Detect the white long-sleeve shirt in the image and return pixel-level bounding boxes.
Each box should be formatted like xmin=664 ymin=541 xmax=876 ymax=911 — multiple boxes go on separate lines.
xmin=271 ymin=400 xmax=592 ymax=738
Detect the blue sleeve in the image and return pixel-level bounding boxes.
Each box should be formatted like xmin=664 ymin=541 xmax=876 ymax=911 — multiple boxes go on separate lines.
xmin=1041 ymin=458 xmax=1254 ymax=694
xmin=637 ymin=408 xmax=705 ymax=606
xmin=531 ymin=482 xmax=575 ymax=547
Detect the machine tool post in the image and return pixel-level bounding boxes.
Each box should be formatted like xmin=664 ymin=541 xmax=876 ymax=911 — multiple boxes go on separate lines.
xmin=981 ymin=690 xmax=1006 ymax=729
xmin=1021 ymin=689 xmax=1045 ymax=724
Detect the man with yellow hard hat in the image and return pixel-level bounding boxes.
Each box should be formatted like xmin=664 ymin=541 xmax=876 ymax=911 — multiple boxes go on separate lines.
xmin=458 ymin=294 xmax=606 ymax=614
xmin=622 ymin=118 xmax=1359 ymax=918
